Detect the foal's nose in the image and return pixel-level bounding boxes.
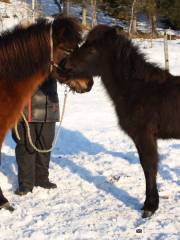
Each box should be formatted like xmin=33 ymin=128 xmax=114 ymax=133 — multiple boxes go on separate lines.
xmin=87 ymin=80 xmax=94 ymax=92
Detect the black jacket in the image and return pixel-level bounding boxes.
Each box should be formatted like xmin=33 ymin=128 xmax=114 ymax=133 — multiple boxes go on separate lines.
xmin=24 ymin=77 xmax=59 ymax=122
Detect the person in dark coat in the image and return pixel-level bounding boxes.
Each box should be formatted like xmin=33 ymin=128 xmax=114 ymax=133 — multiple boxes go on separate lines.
xmin=12 ymin=76 xmax=60 ymax=195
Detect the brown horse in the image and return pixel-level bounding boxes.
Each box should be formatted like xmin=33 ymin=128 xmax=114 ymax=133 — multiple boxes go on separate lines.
xmin=61 ymin=25 xmax=180 ymax=218
xmin=0 ymin=16 xmax=92 ymax=211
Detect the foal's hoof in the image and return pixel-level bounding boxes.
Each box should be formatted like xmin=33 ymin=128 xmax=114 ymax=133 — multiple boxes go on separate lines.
xmin=142 ymin=210 xmax=154 ymax=218
xmin=0 ymin=202 xmax=15 ymax=212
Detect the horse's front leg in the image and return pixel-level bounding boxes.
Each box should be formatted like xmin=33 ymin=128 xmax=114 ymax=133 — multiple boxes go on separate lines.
xmin=0 ymin=128 xmax=15 ymax=212
xmin=0 ymin=187 xmax=14 ymax=212
xmin=134 ymin=132 xmax=159 ymax=218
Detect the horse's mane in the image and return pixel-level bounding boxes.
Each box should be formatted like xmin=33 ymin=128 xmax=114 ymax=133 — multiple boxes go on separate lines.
xmin=0 ymin=16 xmax=82 ymax=84
xmin=0 ymin=19 xmax=50 ymax=82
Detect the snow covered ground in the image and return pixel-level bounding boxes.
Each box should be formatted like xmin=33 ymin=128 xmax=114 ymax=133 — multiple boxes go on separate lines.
xmin=0 ymin=36 xmax=179 ymax=239
xmin=0 ymin=0 xmax=179 ymax=239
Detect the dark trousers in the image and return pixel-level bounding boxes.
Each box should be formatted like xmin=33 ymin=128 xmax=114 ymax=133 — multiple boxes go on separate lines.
xmin=12 ymin=122 xmax=55 ymax=190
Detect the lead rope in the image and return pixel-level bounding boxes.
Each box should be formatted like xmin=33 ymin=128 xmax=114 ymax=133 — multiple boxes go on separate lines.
xmin=14 ymin=123 xmax=20 ymax=140
xmin=15 ymin=20 xmax=69 ymax=152
xmin=20 ymin=87 xmax=69 ymax=153
xmin=49 ymin=19 xmax=54 ymax=72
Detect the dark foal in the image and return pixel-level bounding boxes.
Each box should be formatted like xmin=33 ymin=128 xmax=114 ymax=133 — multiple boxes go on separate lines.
xmin=60 ymin=25 xmax=180 ymax=218
xmin=0 ymin=16 xmax=93 ymax=211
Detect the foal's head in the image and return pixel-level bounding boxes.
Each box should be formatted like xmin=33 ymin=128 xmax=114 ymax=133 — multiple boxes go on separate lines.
xmin=57 ymin=25 xmax=118 ymax=92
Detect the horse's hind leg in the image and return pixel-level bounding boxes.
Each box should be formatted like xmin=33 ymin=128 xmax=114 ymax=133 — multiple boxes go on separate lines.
xmin=134 ymin=132 xmax=159 ymax=218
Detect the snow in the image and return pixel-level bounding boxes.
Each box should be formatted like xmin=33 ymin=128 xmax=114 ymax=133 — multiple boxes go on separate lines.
xmin=0 ymin=0 xmax=32 ymax=31
xmin=0 ymin=37 xmax=180 ymax=239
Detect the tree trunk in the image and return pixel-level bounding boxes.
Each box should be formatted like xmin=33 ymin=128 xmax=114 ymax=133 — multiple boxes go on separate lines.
xmin=129 ymin=0 xmax=137 ymax=37
xmin=82 ymin=0 xmax=87 ymax=26
xmin=63 ymin=0 xmax=70 ymax=16
xmin=91 ymin=0 xmax=97 ymax=27
xmin=131 ymin=16 xmax=137 ymax=34
xmin=32 ymin=0 xmax=42 ymax=21
xmin=32 ymin=0 xmax=36 ymax=22
xmin=150 ymin=14 xmax=158 ymax=37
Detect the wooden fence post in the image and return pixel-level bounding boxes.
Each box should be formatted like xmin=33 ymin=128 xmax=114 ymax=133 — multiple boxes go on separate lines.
xmin=164 ymin=31 xmax=169 ymax=71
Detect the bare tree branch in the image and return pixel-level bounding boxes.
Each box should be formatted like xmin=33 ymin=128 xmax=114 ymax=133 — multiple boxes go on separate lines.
xmin=53 ymin=0 xmax=62 ymax=13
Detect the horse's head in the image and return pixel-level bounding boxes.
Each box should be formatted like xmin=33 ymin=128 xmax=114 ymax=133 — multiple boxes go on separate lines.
xmin=56 ymin=25 xmax=118 ymax=93
xmin=50 ymin=16 xmax=82 ymax=86
xmin=53 ymin=16 xmax=82 ymax=58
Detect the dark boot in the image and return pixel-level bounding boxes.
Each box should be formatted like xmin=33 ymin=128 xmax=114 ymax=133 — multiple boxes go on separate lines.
xmin=15 ymin=186 xmax=32 ymax=196
xmin=35 ymin=181 xmax=57 ymax=189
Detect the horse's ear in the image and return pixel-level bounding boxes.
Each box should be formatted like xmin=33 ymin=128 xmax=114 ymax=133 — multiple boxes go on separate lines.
xmin=53 ymin=17 xmax=82 ymax=46
xmin=114 ymin=25 xmax=124 ymax=34
xmin=106 ymin=27 xmax=118 ymax=40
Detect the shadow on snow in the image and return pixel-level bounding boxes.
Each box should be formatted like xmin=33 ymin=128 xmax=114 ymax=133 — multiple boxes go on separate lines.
xmin=1 ymin=127 xmax=179 ymax=201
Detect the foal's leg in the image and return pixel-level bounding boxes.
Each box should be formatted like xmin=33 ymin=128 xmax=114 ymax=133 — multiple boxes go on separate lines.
xmin=134 ymin=133 xmax=159 ymax=218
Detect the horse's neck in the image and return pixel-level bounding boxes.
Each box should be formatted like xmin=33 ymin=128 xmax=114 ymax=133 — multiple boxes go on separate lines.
xmin=14 ymin=70 xmax=48 ymax=101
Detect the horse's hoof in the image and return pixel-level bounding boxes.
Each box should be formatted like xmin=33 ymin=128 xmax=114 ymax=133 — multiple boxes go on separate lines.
xmin=142 ymin=210 xmax=154 ymax=218
xmin=0 ymin=202 xmax=15 ymax=212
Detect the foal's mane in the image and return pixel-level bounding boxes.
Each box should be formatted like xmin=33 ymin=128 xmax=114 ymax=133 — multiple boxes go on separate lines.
xmin=87 ymin=25 xmax=171 ymax=84
xmin=0 ymin=19 xmax=50 ymax=82
xmin=114 ymin=33 xmax=170 ymax=84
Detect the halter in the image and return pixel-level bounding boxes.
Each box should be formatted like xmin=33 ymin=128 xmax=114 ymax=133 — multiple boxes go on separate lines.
xmin=49 ymin=20 xmax=54 ymax=72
